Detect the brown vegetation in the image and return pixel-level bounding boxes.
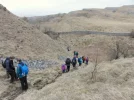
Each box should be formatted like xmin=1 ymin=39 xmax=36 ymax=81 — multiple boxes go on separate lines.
xmin=130 ymin=30 xmax=134 ymax=38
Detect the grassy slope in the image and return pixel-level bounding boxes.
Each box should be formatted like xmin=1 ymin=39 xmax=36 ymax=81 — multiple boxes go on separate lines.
xmin=15 ymin=57 xmax=134 ymax=100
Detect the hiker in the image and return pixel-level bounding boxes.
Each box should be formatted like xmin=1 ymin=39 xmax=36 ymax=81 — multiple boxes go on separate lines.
xmin=78 ymin=57 xmax=83 ymax=66
xmin=61 ymin=64 xmax=67 ymax=73
xmin=72 ymin=57 xmax=77 ymax=68
xmin=10 ymin=56 xmax=18 ymax=80
xmin=76 ymin=51 xmax=78 ymax=58
xmin=82 ymin=56 xmax=86 ymax=63
xmin=5 ymin=57 xmax=15 ymax=83
xmin=1 ymin=57 xmax=10 ymax=78
xmin=17 ymin=59 xmax=29 ymax=90
xmin=85 ymin=57 xmax=89 ymax=65
xmin=74 ymin=51 xmax=76 ymax=56
xmin=65 ymin=58 xmax=71 ymax=72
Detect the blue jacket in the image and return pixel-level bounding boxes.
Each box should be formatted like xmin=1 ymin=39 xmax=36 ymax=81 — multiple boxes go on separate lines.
xmin=17 ymin=62 xmax=24 ymax=78
xmin=78 ymin=58 xmax=83 ymax=63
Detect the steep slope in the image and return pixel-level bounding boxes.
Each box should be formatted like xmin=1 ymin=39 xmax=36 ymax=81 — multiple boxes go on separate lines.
xmin=15 ymin=57 xmax=134 ymax=100
xmin=0 ymin=4 xmax=66 ymax=60
xmin=27 ymin=5 xmax=134 ymax=32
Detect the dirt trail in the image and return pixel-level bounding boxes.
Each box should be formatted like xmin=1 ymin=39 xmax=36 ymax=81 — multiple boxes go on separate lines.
xmin=0 ymin=83 xmax=22 ymax=100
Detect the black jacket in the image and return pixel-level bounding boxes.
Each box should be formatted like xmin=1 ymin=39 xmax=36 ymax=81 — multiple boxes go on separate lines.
xmin=5 ymin=58 xmax=15 ymax=72
xmin=65 ymin=58 xmax=71 ymax=66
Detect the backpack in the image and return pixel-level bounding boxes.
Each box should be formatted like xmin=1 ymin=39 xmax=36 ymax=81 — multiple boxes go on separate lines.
xmin=66 ymin=58 xmax=71 ymax=64
xmin=20 ymin=63 xmax=29 ymax=76
xmin=72 ymin=58 xmax=76 ymax=64
xmin=5 ymin=58 xmax=10 ymax=71
xmin=80 ymin=58 xmax=83 ymax=63
xmin=61 ymin=64 xmax=66 ymax=71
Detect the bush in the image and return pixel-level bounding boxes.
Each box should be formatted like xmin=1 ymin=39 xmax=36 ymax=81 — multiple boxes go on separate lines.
xmin=130 ymin=30 xmax=134 ymax=38
xmin=108 ymin=38 xmax=130 ymax=60
xmin=22 ymin=17 xmax=28 ymax=22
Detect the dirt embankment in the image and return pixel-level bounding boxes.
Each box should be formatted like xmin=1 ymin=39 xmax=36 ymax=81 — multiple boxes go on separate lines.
xmin=0 ymin=65 xmax=62 ymax=100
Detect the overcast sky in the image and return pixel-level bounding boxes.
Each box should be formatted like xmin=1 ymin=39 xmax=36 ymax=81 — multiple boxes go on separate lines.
xmin=0 ymin=0 xmax=134 ymax=17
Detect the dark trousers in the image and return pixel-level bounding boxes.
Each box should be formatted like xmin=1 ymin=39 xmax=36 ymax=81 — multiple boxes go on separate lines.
xmin=72 ymin=63 xmax=76 ymax=67
xmin=67 ymin=65 xmax=70 ymax=72
xmin=20 ymin=76 xmax=28 ymax=90
xmin=79 ymin=63 xmax=82 ymax=66
xmin=14 ymin=71 xmax=17 ymax=79
xmin=83 ymin=60 xmax=85 ymax=63
xmin=86 ymin=61 xmax=88 ymax=65
xmin=8 ymin=71 xmax=15 ymax=83
xmin=62 ymin=70 xmax=66 ymax=73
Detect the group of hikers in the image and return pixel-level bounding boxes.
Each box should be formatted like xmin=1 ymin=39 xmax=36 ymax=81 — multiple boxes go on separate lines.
xmin=0 ymin=56 xmax=29 ymax=91
xmin=61 ymin=51 xmax=89 ymax=73
xmin=0 ymin=51 xmax=88 ymax=91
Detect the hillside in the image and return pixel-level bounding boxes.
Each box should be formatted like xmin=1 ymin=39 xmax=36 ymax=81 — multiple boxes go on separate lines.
xmin=0 ymin=4 xmax=66 ymax=60
xmin=27 ymin=5 xmax=134 ymax=32
xmin=0 ymin=4 xmax=134 ymax=100
xmin=13 ymin=57 xmax=134 ymax=100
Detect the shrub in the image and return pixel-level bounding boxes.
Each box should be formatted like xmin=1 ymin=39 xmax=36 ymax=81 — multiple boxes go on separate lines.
xmin=108 ymin=38 xmax=131 ymax=60
xmin=22 ymin=17 xmax=28 ymax=22
xmin=130 ymin=30 xmax=134 ymax=38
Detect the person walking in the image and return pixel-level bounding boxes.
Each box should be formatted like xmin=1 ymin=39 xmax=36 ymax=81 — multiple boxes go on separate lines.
xmin=10 ymin=56 xmax=17 ymax=80
xmin=72 ymin=57 xmax=77 ymax=68
xmin=61 ymin=63 xmax=67 ymax=73
xmin=76 ymin=51 xmax=78 ymax=58
xmin=85 ymin=57 xmax=89 ymax=65
xmin=65 ymin=58 xmax=71 ymax=72
xmin=74 ymin=51 xmax=76 ymax=56
xmin=17 ymin=59 xmax=29 ymax=90
xmin=78 ymin=57 xmax=83 ymax=66
xmin=5 ymin=57 xmax=15 ymax=83
xmin=82 ymin=56 xmax=86 ymax=63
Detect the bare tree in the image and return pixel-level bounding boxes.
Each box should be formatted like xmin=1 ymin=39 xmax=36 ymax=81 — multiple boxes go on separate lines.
xmin=91 ymin=47 xmax=99 ymax=82
xmin=115 ymin=41 xmax=120 ymax=59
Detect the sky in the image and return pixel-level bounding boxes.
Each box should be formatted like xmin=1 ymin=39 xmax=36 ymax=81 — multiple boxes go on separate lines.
xmin=0 ymin=0 xmax=134 ymax=17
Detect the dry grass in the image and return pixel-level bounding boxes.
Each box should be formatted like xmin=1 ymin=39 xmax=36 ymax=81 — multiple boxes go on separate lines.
xmin=28 ymin=6 xmax=134 ymax=33
xmin=15 ymin=57 xmax=134 ymax=100
xmin=0 ymin=8 xmax=68 ymax=60
xmin=60 ymin=34 xmax=134 ymax=62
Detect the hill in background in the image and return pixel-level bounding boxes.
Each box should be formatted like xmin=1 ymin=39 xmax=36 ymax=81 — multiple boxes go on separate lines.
xmin=27 ymin=5 xmax=134 ymax=33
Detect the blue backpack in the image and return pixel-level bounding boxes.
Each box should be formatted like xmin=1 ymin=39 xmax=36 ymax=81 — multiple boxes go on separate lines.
xmin=20 ymin=63 xmax=29 ymax=76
